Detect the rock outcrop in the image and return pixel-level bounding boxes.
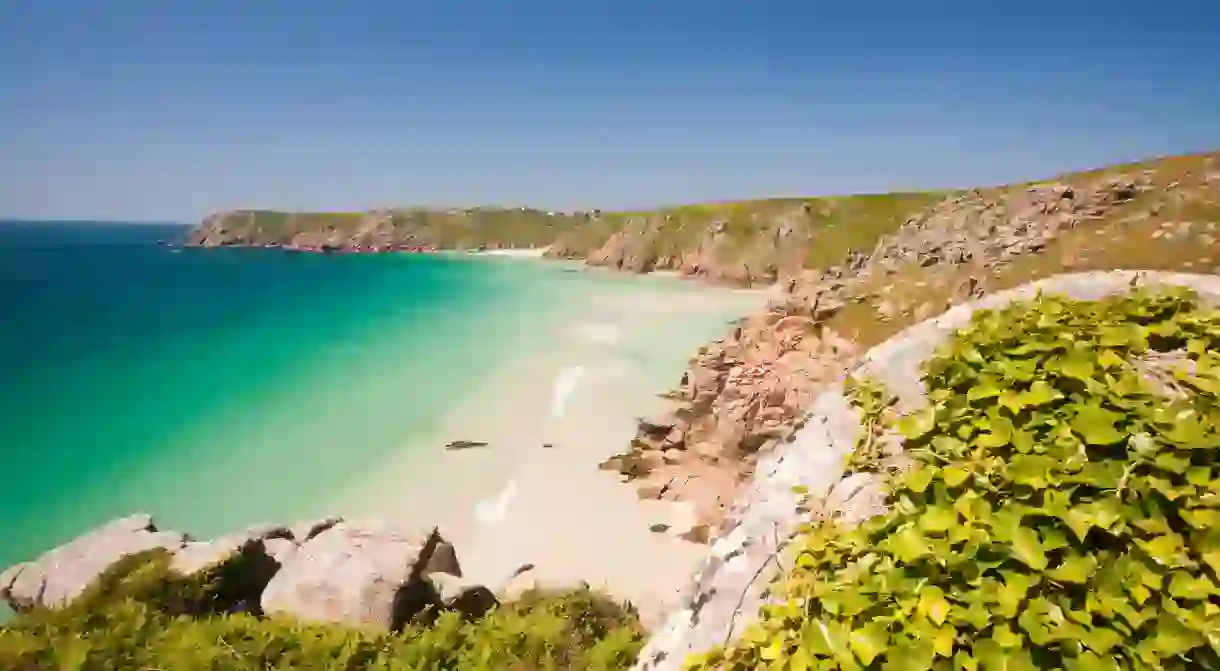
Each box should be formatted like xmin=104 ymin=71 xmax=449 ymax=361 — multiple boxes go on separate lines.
xmin=578 ymin=207 xmax=819 ymax=286
xmin=784 ymin=175 xmax=1151 ymax=319
xmin=600 ymin=307 xmax=858 ymax=539
xmin=0 ymin=514 xmax=187 ymax=611
xmin=1 ymin=514 xmax=492 ymax=632
xmin=586 ymin=216 xmax=664 ymax=273
xmin=260 ymin=520 xmax=460 ymax=631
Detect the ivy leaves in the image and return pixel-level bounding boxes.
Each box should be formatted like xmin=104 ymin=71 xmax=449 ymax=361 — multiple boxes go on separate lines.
xmin=691 ymin=289 xmax=1220 ymax=671
xmin=1071 ymin=404 xmax=1127 ymax=446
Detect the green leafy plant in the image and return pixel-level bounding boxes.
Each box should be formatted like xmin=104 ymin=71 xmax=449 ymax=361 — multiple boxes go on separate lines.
xmin=0 ymin=550 xmax=645 ymax=670
xmin=687 ymin=288 xmax=1220 ymax=670
xmin=843 ymin=376 xmax=901 ymax=473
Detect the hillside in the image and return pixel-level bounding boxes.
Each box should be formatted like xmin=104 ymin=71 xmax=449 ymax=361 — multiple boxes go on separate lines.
xmin=187 ymin=152 xmax=1219 ymax=290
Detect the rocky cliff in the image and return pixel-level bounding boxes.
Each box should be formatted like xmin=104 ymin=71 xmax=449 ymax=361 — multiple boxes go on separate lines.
xmin=602 ymin=150 xmax=1220 ymax=547
xmin=186 ymin=207 xmax=592 ymax=251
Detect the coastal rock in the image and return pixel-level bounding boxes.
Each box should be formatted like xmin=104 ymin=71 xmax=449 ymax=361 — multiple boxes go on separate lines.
xmin=606 ymin=309 xmax=859 ymax=536
xmin=1 ymin=514 xmax=187 ymax=611
xmin=428 ymin=573 xmax=498 ymax=618
xmin=586 ymin=217 xmax=662 ymax=273
xmin=171 ymin=536 xmax=260 ymax=576
xmin=169 ymin=530 xmax=288 ymax=614
xmin=260 ymin=520 xmax=459 ymax=631
xmin=493 ymin=563 xmax=583 ymax=602
xmin=638 ymin=412 xmax=677 ymax=435
xmin=289 ymin=516 xmax=343 ymax=544
xmin=0 ymin=563 xmax=29 ymax=602
xmin=264 ymin=538 xmax=299 ymax=565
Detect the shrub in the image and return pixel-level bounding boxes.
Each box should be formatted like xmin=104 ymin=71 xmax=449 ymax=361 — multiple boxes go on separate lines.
xmin=0 ymin=550 xmax=645 ymax=670
xmin=688 ymin=289 xmax=1220 ymax=670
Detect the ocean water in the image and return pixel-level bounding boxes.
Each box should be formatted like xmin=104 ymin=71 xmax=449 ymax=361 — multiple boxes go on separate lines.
xmin=0 ymin=221 xmax=764 ymax=582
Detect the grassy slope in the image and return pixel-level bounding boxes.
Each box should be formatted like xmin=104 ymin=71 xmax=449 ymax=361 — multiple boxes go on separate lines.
xmin=201 ymin=152 xmax=1217 ymax=291
xmin=827 ymin=151 xmax=1220 ymax=348
xmin=545 ymin=193 xmax=946 ymax=273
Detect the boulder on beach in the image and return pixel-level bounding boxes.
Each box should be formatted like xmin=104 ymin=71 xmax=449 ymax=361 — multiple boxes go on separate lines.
xmin=260 ymin=520 xmax=462 ymax=631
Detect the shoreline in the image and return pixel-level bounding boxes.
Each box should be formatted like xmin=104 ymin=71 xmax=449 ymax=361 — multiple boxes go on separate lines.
xmin=324 ymin=268 xmax=771 ymax=625
xmin=7 ymin=238 xmax=789 ymax=629
xmin=466 ymin=247 xmax=551 ymax=258
xmin=182 ymin=242 xmax=787 ymax=290
xmin=3 ymin=238 xmax=788 ymax=629
xmin=1 ymin=246 xmax=771 ymax=627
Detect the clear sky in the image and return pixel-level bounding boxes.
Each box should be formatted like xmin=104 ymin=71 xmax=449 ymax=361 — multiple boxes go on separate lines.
xmin=2 ymin=1 xmax=1218 ymax=222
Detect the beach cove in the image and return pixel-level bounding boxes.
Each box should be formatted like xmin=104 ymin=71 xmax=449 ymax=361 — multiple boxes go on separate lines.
xmin=0 ymin=221 xmax=768 ymax=621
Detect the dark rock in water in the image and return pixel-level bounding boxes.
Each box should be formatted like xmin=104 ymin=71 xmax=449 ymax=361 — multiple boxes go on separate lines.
xmin=649 ymin=523 xmax=671 ymax=534
xmin=445 ymin=440 xmax=489 ymax=450
xmin=542 ymin=443 xmax=556 ymax=449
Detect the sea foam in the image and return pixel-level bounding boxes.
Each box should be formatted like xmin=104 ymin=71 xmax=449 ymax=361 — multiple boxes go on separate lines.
xmin=550 ymin=366 xmax=586 ymax=418
xmin=474 ymin=479 xmax=518 ymax=525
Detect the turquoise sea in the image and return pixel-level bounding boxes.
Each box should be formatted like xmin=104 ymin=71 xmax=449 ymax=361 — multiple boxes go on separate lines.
xmin=0 ymin=221 xmax=763 ymax=584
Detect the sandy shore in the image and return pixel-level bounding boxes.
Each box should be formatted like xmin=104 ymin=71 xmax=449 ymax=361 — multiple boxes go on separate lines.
xmin=469 ymin=247 xmax=551 ymax=258
xmin=330 ymin=270 xmax=770 ymax=624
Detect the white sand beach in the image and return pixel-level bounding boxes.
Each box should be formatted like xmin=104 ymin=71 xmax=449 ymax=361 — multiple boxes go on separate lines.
xmin=470 ymin=247 xmax=551 ymax=258
xmin=330 ymin=269 xmax=771 ymax=624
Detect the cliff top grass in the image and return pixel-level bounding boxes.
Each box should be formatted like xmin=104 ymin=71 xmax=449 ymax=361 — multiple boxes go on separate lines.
xmin=197 ymin=151 xmax=1216 ymax=285
xmin=827 ymin=151 xmax=1220 ymax=349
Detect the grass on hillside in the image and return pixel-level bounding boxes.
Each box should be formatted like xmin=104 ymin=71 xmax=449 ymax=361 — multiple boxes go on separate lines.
xmin=826 ymin=152 xmax=1220 ymax=348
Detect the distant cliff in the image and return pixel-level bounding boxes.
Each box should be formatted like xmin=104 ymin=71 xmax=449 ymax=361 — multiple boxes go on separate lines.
xmin=186 ymin=207 xmax=591 ymax=252
xmin=186 ymin=195 xmax=943 ymax=287
xmin=187 ymin=150 xmax=1220 ymax=289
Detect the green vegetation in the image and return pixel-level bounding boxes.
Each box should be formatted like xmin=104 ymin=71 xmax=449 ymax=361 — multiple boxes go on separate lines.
xmin=0 ymin=549 xmax=644 ymax=670
xmin=688 ymin=289 xmax=1220 ymax=670
xmin=547 ymin=193 xmax=942 ymax=271
xmin=798 ymin=192 xmax=945 ymax=270
xmin=842 ymin=376 xmax=901 ymax=474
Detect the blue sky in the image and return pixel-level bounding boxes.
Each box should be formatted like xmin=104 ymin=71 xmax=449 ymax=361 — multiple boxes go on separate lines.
xmin=2 ymin=1 xmax=1218 ymax=222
